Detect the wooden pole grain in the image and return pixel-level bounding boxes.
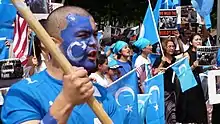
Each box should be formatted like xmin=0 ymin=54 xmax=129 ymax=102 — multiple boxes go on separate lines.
xmin=11 ymin=0 xmax=112 ymax=123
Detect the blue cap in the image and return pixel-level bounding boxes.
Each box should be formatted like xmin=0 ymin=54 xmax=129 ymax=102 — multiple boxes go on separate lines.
xmin=113 ymin=41 xmax=128 ymax=54
xmin=133 ymin=38 xmax=151 ymax=50
xmin=108 ymin=59 xmax=122 ymax=69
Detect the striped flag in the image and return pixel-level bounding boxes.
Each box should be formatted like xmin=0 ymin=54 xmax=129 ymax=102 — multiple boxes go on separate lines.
xmin=136 ymin=64 xmax=146 ymax=84
xmin=13 ymin=13 xmax=29 ymax=66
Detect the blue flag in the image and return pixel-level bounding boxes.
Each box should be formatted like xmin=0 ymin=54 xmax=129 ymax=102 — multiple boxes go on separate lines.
xmin=204 ymin=14 xmax=212 ymax=29
xmin=173 ymin=0 xmax=180 ymax=6
xmin=171 ymin=57 xmax=197 ymax=92
xmin=217 ymin=49 xmax=220 ymax=67
xmin=161 ymin=0 xmax=174 ymax=9
xmin=0 ymin=0 xmax=16 ymax=40
xmin=137 ymin=94 xmax=150 ymax=124
xmin=107 ymin=70 xmax=140 ymax=124
xmin=139 ymin=0 xmax=160 ymax=45
xmin=148 ymin=54 xmax=160 ymax=66
xmin=0 ymin=37 xmax=9 ymax=60
xmin=144 ymin=73 xmax=165 ymax=124
xmin=191 ymin=0 xmax=214 ymax=18
xmin=153 ymin=0 xmax=162 ymax=27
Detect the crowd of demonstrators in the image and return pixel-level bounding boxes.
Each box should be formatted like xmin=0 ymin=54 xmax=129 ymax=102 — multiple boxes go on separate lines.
xmin=176 ymin=33 xmax=208 ymax=123
xmin=0 ymin=4 xmax=219 ymax=124
xmin=1 ymin=6 xmax=122 ymax=123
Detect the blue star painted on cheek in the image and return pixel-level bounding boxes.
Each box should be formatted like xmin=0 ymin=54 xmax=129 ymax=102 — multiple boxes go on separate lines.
xmin=61 ymin=14 xmax=98 ymax=71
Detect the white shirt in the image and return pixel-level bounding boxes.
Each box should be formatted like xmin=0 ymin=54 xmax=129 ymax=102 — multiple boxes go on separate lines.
xmin=175 ymin=39 xmax=189 ymax=52
xmin=134 ymin=55 xmax=152 ymax=79
xmin=89 ymin=73 xmax=109 ymax=88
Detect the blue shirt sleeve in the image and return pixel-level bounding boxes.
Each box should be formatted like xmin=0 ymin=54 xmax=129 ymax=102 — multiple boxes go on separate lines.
xmin=1 ymin=82 xmax=42 ymax=124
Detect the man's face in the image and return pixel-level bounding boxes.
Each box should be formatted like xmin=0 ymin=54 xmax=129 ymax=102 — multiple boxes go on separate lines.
xmin=61 ymin=14 xmax=98 ymax=71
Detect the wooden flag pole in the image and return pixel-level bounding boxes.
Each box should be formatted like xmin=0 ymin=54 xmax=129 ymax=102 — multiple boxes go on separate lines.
xmin=11 ymin=0 xmax=113 ymax=123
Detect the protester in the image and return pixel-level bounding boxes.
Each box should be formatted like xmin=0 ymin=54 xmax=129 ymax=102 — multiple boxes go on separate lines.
xmin=113 ymin=40 xmax=131 ymax=76
xmin=176 ymin=33 xmax=208 ymax=123
xmin=23 ymin=19 xmax=48 ymax=78
xmin=1 ymin=6 xmax=122 ymax=124
xmin=153 ymin=39 xmax=178 ymax=123
xmin=105 ymin=59 xmax=122 ymax=84
xmin=133 ymin=38 xmax=153 ymax=93
xmin=89 ymin=54 xmax=109 ymax=88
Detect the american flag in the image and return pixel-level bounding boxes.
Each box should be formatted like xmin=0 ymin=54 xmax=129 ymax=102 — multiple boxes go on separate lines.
xmin=13 ymin=13 xmax=29 ymax=66
xmin=136 ymin=64 xmax=146 ymax=84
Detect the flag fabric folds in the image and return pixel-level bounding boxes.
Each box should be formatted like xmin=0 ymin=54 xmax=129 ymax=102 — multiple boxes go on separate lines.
xmin=144 ymin=73 xmax=165 ymax=124
xmin=204 ymin=14 xmax=212 ymax=29
xmin=13 ymin=14 xmax=29 ymax=66
xmin=139 ymin=0 xmax=160 ymax=45
xmin=171 ymin=57 xmax=197 ymax=92
xmin=148 ymin=54 xmax=160 ymax=66
xmin=191 ymin=0 xmax=214 ymax=18
xmin=137 ymin=94 xmax=150 ymax=124
xmin=107 ymin=70 xmax=140 ymax=124
xmin=153 ymin=0 xmax=162 ymax=27
xmin=0 ymin=0 xmax=16 ymax=40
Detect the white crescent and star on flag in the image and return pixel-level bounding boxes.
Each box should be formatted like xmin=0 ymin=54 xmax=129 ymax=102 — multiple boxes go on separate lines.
xmin=115 ymin=86 xmax=135 ymax=113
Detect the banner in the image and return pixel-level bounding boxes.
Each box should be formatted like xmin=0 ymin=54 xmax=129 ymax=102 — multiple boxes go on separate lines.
xmin=159 ymin=9 xmax=177 ymax=38
xmin=27 ymin=0 xmax=49 ymax=13
xmin=197 ymin=46 xmax=219 ymax=66
xmin=208 ymin=70 xmax=220 ymax=104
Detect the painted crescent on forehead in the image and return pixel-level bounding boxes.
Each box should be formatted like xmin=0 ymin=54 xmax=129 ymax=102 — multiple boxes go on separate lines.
xmin=66 ymin=13 xmax=91 ymax=25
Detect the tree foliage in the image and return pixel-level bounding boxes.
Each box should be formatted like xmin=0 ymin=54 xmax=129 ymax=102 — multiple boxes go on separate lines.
xmin=63 ymin=0 xmax=217 ymax=28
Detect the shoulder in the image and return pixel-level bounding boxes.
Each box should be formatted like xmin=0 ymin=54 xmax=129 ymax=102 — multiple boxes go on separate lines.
xmin=12 ymin=70 xmax=47 ymax=90
xmin=89 ymin=73 xmax=98 ymax=78
xmin=1 ymin=71 xmax=52 ymax=123
xmin=135 ymin=55 xmax=144 ymax=67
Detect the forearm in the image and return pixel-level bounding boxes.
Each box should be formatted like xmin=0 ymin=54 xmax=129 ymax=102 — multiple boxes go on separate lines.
xmin=50 ymin=92 xmax=74 ymax=124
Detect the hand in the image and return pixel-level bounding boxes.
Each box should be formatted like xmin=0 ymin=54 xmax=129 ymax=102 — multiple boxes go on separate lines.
xmin=5 ymin=40 xmax=10 ymax=47
xmin=174 ymin=30 xmax=180 ymax=38
xmin=61 ymin=67 xmax=94 ymax=106
xmin=32 ymin=57 xmax=38 ymax=66
xmin=193 ymin=60 xmax=199 ymax=68
xmin=90 ymin=77 xmax=97 ymax=83
xmin=159 ymin=67 xmax=167 ymax=72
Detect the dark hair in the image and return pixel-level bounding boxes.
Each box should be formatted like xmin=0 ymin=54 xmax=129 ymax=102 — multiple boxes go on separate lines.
xmin=132 ymin=45 xmax=141 ymax=54
xmin=96 ymin=54 xmax=107 ymax=69
xmin=30 ymin=19 xmax=47 ymax=66
xmin=189 ymin=33 xmax=202 ymax=43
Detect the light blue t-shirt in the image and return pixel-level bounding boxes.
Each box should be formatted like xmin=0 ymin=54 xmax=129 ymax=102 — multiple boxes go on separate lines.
xmin=1 ymin=70 xmax=122 ymax=124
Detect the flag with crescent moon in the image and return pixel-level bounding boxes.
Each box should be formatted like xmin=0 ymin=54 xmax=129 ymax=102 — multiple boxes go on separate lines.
xmin=171 ymin=57 xmax=197 ymax=92
xmin=138 ymin=0 xmax=160 ymax=45
xmin=107 ymin=70 xmax=140 ymax=124
xmin=144 ymin=73 xmax=165 ymax=124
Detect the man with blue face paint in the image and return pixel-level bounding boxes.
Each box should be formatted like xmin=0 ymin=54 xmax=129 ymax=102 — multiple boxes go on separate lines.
xmin=1 ymin=6 xmax=122 ymax=124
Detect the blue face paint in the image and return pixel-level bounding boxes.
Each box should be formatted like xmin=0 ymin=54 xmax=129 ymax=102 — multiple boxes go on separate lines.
xmin=61 ymin=14 xmax=98 ymax=71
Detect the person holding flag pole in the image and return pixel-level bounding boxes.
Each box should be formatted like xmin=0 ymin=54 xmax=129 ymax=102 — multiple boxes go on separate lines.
xmin=153 ymin=38 xmax=178 ymax=123
xmin=175 ymin=33 xmax=208 ymax=123
xmin=2 ymin=4 xmax=121 ymax=124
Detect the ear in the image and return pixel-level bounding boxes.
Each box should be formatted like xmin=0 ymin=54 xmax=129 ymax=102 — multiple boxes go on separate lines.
xmin=98 ymin=64 xmax=102 ymax=70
